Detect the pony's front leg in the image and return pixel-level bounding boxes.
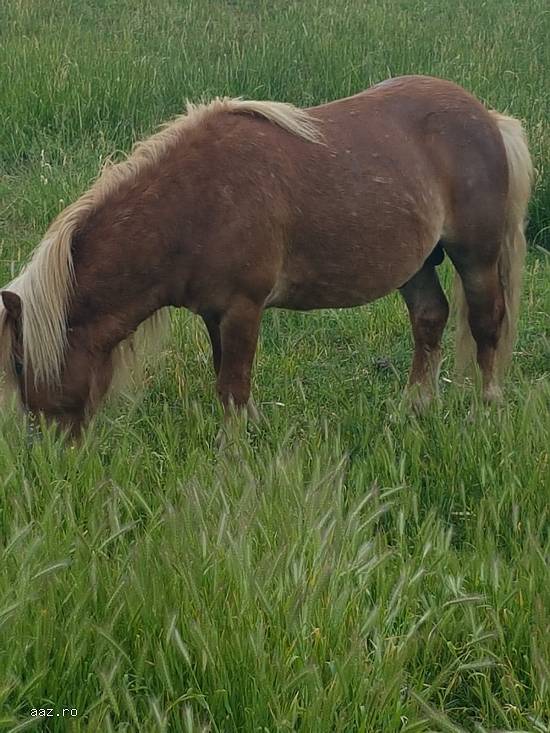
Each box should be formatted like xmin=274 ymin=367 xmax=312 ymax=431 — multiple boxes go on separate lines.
xmin=399 ymin=259 xmax=449 ymax=411
xmin=201 ymin=312 xmax=222 ymax=375
xmin=216 ymin=296 xmax=263 ymax=419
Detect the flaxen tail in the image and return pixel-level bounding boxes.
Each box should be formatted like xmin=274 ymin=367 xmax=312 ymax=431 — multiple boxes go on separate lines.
xmin=454 ymin=112 xmax=533 ymax=380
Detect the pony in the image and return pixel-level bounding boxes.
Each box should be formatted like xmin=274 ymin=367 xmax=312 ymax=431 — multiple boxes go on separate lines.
xmin=0 ymin=76 xmax=532 ymax=436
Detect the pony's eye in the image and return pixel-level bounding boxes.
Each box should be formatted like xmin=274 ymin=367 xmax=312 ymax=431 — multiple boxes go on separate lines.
xmin=14 ymin=359 xmax=23 ymax=376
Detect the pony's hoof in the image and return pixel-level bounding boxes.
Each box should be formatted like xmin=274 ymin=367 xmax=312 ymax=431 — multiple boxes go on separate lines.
xmin=215 ymin=425 xmax=228 ymax=451
xmin=215 ymin=406 xmax=250 ymax=452
xmin=404 ymin=386 xmax=434 ymax=415
xmin=483 ymin=384 xmax=503 ymax=405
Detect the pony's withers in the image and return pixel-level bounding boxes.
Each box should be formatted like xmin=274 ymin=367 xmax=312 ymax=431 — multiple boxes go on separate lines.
xmin=0 ymin=76 xmax=533 ymax=434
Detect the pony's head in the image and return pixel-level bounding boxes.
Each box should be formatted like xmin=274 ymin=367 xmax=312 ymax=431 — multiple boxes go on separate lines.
xmin=0 ymin=288 xmax=115 ymax=437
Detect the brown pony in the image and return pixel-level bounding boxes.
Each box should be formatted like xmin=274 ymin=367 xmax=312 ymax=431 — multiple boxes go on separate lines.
xmin=0 ymin=76 xmax=532 ymax=436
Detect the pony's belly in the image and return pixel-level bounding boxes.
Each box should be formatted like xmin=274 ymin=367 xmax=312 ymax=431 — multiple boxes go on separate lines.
xmin=265 ymin=273 xmax=395 ymax=311
xmin=265 ymin=238 xmax=433 ymax=310
xmin=268 ymin=215 xmax=440 ymax=311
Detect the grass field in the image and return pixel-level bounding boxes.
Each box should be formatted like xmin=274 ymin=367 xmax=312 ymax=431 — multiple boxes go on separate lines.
xmin=1 ymin=1 xmax=549 ymax=731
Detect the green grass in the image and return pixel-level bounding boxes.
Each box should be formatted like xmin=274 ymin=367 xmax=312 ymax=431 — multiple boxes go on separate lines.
xmin=1 ymin=1 xmax=549 ymax=731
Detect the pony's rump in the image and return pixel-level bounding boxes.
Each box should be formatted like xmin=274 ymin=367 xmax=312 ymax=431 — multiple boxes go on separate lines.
xmin=454 ymin=110 xmax=533 ymax=379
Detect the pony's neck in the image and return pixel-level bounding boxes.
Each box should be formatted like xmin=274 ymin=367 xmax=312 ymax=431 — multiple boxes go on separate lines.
xmin=69 ymin=216 xmax=178 ymax=355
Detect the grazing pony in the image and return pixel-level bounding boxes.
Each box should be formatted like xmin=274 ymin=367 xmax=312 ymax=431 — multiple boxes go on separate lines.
xmin=0 ymin=76 xmax=532 ymax=436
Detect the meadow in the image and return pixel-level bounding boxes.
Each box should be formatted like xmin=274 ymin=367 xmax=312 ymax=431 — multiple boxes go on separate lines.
xmin=0 ymin=0 xmax=549 ymax=731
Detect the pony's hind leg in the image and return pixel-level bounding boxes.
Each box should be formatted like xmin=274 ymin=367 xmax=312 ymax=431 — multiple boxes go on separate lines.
xmin=452 ymin=258 xmax=505 ymax=403
xmin=399 ymin=259 xmax=449 ymax=411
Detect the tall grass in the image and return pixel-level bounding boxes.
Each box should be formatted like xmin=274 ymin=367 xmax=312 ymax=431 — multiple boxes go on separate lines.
xmin=0 ymin=1 xmax=549 ymax=731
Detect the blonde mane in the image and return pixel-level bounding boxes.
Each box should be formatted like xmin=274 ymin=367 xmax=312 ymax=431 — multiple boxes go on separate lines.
xmin=0 ymin=97 xmax=321 ymax=399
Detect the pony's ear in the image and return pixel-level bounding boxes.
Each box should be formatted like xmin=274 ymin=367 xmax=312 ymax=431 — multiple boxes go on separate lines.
xmin=1 ymin=291 xmax=22 ymax=321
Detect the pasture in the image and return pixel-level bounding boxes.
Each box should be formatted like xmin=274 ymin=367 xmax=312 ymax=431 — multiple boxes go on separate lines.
xmin=0 ymin=0 xmax=549 ymax=730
